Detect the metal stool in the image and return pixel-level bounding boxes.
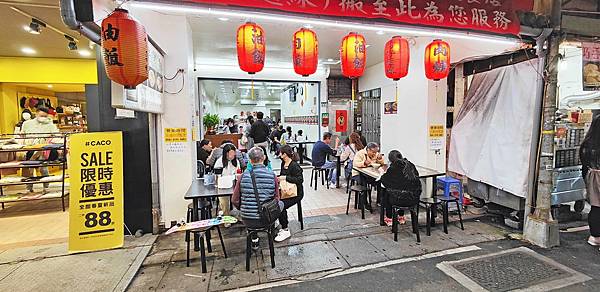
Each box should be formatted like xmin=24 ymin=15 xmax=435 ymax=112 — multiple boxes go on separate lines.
xmin=245 ymin=223 xmax=276 ymax=271
xmin=419 ymin=197 xmax=444 ymax=236
xmin=346 ymin=185 xmax=371 ymax=219
xmin=391 ymin=205 xmax=420 ymax=243
xmin=297 ymin=200 xmax=304 ymax=230
xmin=310 ymin=167 xmax=329 ymax=191
xmin=186 ymin=201 xmax=214 ymax=252
xmin=437 ymin=196 xmax=465 ymax=232
xmin=185 ymin=225 xmax=227 ymax=273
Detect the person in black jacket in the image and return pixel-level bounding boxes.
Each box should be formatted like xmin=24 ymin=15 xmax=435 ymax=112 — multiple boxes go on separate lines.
xmin=580 ymin=117 xmax=600 ymax=246
xmin=380 ymin=150 xmax=422 ymax=226
xmin=196 ymin=139 xmax=212 ymax=164
xmin=249 ymin=112 xmax=271 ymax=148
xmin=275 ymin=145 xmax=304 ymax=242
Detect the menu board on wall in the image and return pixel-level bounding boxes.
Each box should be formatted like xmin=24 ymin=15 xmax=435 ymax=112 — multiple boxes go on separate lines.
xmin=112 ymin=41 xmax=165 ymax=113
xmin=582 ymin=42 xmax=600 ymax=91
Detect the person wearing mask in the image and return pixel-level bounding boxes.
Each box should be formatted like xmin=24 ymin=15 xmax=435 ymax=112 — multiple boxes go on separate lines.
xmin=311 ymin=132 xmax=340 ymax=187
xmin=232 ymin=147 xmax=283 ymax=249
xmin=341 ymin=132 xmax=365 ymax=180
xmin=227 ymin=118 xmax=237 ymax=134
xmin=275 ymin=145 xmax=304 ymax=242
xmin=214 ymin=144 xmax=241 ymax=218
xmin=21 ymin=107 xmax=59 ymax=192
xmin=249 ymin=112 xmax=270 ymax=148
xmin=380 ymin=150 xmax=422 ymax=226
xmin=196 ymin=140 xmax=212 ymax=165
xmin=581 ymin=117 xmax=600 ymax=247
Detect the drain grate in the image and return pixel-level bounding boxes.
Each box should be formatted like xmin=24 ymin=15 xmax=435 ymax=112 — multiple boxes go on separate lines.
xmin=437 ymin=247 xmax=591 ymax=292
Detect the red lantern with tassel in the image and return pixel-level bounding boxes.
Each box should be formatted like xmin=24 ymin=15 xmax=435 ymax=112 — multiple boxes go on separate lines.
xmin=101 ymin=9 xmax=148 ymax=89
xmin=237 ymin=22 xmax=266 ymax=74
xmin=293 ymin=28 xmax=318 ymax=77
xmin=424 ymin=39 xmax=450 ymax=81
xmin=384 ymin=36 xmax=410 ymax=81
xmin=340 ymin=32 xmax=366 ymax=79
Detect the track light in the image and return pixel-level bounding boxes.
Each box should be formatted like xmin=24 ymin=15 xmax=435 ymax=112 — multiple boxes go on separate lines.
xmin=27 ymin=18 xmax=45 ymax=34
xmin=65 ymin=35 xmax=77 ymax=50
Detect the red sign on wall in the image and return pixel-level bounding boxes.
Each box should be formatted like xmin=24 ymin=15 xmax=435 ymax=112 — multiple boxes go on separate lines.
xmin=183 ymin=0 xmax=532 ymax=36
xmin=335 ymin=110 xmax=348 ymax=133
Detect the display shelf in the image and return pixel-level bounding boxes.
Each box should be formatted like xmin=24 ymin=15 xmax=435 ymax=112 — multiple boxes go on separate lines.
xmin=0 ymin=178 xmax=65 ymax=187
xmin=0 ymin=132 xmax=68 ymax=212
xmin=0 ymin=161 xmax=65 ymax=170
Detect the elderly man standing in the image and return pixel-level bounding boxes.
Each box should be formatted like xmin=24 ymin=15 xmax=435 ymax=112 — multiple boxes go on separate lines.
xmin=233 ymin=147 xmax=283 ymax=249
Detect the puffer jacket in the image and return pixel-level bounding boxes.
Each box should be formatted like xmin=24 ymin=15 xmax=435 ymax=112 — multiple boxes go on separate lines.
xmin=239 ymin=165 xmax=277 ymax=220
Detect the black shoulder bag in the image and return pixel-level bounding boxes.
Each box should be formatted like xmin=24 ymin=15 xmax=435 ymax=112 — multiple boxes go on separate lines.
xmin=250 ymin=169 xmax=281 ymax=225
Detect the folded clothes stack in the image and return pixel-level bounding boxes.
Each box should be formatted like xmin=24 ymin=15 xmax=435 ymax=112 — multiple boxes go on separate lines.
xmin=0 ymin=161 xmax=21 ymax=168
xmin=42 ymin=144 xmax=64 ymax=150
xmin=40 ymin=175 xmax=63 ymax=182
xmin=1 ymin=144 xmax=23 ymax=150
xmin=20 ymin=160 xmax=43 ymax=166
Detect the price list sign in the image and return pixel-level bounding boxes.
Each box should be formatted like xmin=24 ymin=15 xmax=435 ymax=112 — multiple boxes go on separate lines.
xmin=68 ymin=132 xmax=124 ymax=253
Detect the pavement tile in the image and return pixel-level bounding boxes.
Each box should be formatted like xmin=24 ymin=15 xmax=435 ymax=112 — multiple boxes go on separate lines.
xmin=209 ymin=254 xmax=260 ymax=291
xmin=127 ymin=263 xmax=169 ymax=292
xmin=155 ymin=260 xmax=213 ymax=292
xmin=0 ymin=243 xmax=67 ymax=264
xmin=330 ymin=236 xmax=388 ymax=267
xmin=364 ymin=233 xmax=424 ymax=259
xmin=417 ymin=230 xmax=460 ymax=253
xmin=265 ymin=241 xmax=344 ymax=281
xmin=0 ymin=262 xmax=23 ymax=281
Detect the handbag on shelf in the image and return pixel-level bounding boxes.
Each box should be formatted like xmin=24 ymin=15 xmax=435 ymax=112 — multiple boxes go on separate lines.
xmin=250 ymin=169 xmax=281 ymax=225
xmin=278 ymin=176 xmax=298 ymax=199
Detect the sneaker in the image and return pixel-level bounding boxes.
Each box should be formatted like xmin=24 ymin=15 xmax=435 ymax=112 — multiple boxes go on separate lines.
xmin=398 ymin=216 xmax=406 ymax=225
xmin=384 ymin=217 xmax=393 ymax=227
xmin=274 ymin=229 xmax=291 ymax=242
xmin=588 ymin=236 xmax=600 ymax=246
xmin=251 ymin=238 xmax=260 ymax=250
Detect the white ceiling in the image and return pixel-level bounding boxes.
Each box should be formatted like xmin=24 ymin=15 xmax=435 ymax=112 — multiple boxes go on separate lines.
xmin=0 ymin=1 xmax=95 ymax=59
xmin=201 ymin=80 xmax=299 ymax=105
xmin=187 ymin=13 xmax=521 ymax=70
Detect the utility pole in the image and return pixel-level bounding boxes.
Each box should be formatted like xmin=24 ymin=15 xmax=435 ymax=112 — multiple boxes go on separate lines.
xmin=524 ymin=0 xmax=561 ymax=248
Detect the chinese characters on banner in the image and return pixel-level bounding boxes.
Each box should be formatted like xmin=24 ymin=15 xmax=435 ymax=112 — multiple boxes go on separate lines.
xmin=582 ymin=42 xmax=600 ymax=91
xmin=184 ymin=0 xmax=533 ymax=35
xmin=69 ymin=132 xmax=124 ymax=253
xmin=336 ymin=110 xmax=348 ymax=132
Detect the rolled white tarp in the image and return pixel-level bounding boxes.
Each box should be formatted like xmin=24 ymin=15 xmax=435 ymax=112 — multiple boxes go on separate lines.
xmin=449 ymin=60 xmax=539 ymax=198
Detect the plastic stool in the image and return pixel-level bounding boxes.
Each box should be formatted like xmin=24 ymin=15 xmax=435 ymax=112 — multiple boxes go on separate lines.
xmin=436 ymin=176 xmax=464 ymax=208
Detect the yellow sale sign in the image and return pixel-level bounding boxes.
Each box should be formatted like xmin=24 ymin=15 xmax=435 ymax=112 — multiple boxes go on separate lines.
xmin=68 ymin=132 xmax=124 ymax=253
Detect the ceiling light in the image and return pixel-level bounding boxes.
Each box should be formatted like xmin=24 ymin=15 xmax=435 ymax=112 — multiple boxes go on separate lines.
xmin=327 ymin=58 xmax=334 ymax=62
xmin=130 ymin=2 xmax=521 ymax=46
xmin=65 ymin=35 xmax=77 ymax=50
xmin=376 ymin=30 xmax=384 ymax=35
xmin=78 ymin=50 xmax=91 ymax=57
xmin=27 ymin=18 xmax=45 ymax=34
xmin=218 ymin=17 xmax=229 ymax=21
xmin=47 ymin=85 xmax=53 ymax=88
xmin=304 ymin=24 xmax=314 ymax=29
xmin=21 ymin=47 xmax=36 ymax=55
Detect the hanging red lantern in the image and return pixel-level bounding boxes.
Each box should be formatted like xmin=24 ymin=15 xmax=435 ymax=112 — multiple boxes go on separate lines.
xmin=237 ymin=22 xmax=266 ymax=74
xmin=101 ymin=9 xmax=148 ymax=89
xmin=340 ymin=32 xmax=366 ymax=79
xmin=293 ymin=28 xmax=318 ymax=77
xmin=384 ymin=36 xmax=410 ymax=81
xmin=424 ymin=39 xmax=451 ymax=81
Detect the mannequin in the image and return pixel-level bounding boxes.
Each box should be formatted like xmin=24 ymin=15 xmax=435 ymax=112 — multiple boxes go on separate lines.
xmin=14 ymin=109 xmax=32 ymax=134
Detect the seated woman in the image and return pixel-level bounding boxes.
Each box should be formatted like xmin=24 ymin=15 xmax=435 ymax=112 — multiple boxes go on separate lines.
xmin=275 ymin=145 xmax=304 ymax=242
xmin=380 ymin=150 xmax=422 ymax=226
xmin=213 ymin=143 xmax=241 ymax=218
xmin=340 ymin=132 xmax=364 ymax=183
xmin=246 ymin=146 xmax=273 ymax=171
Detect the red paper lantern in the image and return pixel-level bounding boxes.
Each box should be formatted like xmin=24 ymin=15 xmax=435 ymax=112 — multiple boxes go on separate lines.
xmin=424 ymin=39 xmax=451 ymax=81
xmin=340 ymin=32 xmax=366 ymax=79
xmin=384 ymin=36 xmax=410 ymax=81
xmin=237 ymin=22 xmax=266 ymax=74
xmin=101 ymin=9 xmax=148 ymax=89
xmin=293 ymin=28 xmax=318 ymax=77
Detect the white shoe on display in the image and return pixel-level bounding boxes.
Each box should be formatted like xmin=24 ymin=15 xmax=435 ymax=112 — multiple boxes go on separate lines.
xmin=274 ymin=228 xmax=291 ymax=242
